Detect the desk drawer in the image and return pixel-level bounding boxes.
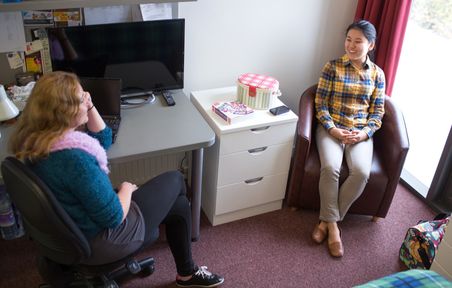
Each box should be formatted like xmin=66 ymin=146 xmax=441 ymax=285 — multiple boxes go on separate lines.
xmin=219 ymin=122 xmax=296 ymax=155
xmin=216 ymin=172 xmax=288 ymax=215
xmin=217 ymin=142 xmax=292 ymax=186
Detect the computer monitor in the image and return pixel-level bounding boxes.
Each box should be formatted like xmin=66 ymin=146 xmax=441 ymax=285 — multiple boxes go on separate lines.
xmin=47 ymin=19 xmax=185 ymax=97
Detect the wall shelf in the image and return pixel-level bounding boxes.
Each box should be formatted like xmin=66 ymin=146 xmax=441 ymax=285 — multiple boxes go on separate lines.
xmin=0 ymin=0 xmax=195 ymax=12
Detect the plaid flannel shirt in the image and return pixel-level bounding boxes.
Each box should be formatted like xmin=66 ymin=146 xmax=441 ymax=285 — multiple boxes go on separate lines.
xmin=354 ymin=269 xmax=452 ymax=288
xmin=315 ymin=54 xmax=386 ymax=138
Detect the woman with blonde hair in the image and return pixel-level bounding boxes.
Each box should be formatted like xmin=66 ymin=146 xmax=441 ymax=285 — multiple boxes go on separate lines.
xmin=10 ymin=71 xmax=224 ymax=287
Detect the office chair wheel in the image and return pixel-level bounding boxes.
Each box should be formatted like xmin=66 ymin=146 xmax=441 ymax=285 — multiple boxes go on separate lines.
xmin=140 ymin=264 xmax=155 ymax=277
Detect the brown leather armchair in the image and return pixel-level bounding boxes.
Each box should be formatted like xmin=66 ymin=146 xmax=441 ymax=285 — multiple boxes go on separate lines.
xmin=286 ymin=84 xmax=409 ymax=220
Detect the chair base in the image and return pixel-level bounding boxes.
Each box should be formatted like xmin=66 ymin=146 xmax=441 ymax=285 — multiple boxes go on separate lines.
xmin=38 ymin=256 xmax=155 ymax=288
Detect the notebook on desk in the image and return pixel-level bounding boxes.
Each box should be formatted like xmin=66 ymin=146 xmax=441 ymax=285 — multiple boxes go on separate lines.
xmin=79 ymin=77 xmax=122 ymax=143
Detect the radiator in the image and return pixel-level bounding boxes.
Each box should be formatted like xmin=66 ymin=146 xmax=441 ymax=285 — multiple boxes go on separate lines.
xmin=109 ymin=152 xmax=189 ymax=187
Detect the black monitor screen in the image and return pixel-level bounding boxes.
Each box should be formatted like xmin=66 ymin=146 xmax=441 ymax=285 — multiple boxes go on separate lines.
xmin=47 ymin=19 xmax=184 ymax=96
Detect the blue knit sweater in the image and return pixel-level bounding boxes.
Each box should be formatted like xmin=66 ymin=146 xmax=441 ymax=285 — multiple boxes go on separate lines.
xmin=31 ymin=127 xmax=123 ymax=239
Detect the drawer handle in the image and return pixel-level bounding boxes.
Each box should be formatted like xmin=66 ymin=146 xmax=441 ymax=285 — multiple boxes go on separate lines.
xmin=250 ymin=126 xmax=270 ymax=133
xmin=248 ymin=147 xmax=267 ymax=154
xmin=244 ymin=177 xmax=264 ymax=184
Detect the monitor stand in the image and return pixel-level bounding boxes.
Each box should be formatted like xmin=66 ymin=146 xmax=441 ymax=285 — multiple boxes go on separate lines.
xmin=121 ymin=91 xmax=156 ymax=106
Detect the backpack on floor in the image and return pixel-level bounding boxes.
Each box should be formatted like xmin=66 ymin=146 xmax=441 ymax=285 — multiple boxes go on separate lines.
xmin=399 ymin=213 xmax=450 ymax=269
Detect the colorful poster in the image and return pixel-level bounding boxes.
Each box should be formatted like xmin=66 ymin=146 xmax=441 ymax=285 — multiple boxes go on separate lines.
xmin=53 ymin=8 xmax=82 ymax=27
xmin=22 ymin=10 xmax=54 ymax=26
xmin=25 ymin=51 xmax=42 ymax=73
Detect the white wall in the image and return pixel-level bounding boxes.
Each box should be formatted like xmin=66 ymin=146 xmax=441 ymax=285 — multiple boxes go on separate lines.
xmin=179 ymin=0 xmax=358 ymax=112
xmin=431 ymin=220 xmax=452 ymax=280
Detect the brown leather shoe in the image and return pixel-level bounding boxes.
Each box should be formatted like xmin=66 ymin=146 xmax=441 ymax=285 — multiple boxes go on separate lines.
xmin=328 ymin=241 xmax=344 ymax=257
xmin=328 ymin=228 xmax=343 ymax=257
xmin=312 ymin=224 xmax=328 ymax=244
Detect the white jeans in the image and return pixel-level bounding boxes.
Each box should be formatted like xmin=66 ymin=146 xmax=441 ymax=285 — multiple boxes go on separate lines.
xmin=315 ymin=125 xmax=373 ymax=222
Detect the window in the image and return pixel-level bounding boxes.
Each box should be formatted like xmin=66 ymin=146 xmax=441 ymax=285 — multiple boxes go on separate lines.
xmin=392 ymin=0 xmax=452 ymax=198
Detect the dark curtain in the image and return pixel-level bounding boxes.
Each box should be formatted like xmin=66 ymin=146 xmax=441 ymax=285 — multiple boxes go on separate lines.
xmin=355 ymin=0 xmax=412 ymax=96
xmin=427 ymin=127 xmax=452 ymax=213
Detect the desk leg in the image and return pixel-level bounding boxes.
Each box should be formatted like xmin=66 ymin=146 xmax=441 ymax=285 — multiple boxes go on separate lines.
xmin=191 ymin=148 xmax=203 ymax=242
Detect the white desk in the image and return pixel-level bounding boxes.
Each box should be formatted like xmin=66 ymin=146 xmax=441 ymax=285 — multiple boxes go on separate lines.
xmin=0 ymin=91 xmax=215 ymax=241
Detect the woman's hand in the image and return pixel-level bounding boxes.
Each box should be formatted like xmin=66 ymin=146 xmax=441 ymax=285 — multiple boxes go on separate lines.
xmin=84 ymin=91 xmax=106 ymax=133
xmin=329 ymin=128 xmax=368 ymax=144
xmin=118 ymin=181 xmax=138 ymax=194
xmin=84 ymin=92 xmax=93 ymax=111
xmin=117 ymin=181 xmax=138 ymax=221
xmin=343 ymin=130 xmax=368 ymax=144
xmin=329 ymin=127 xmax=352 ymax=143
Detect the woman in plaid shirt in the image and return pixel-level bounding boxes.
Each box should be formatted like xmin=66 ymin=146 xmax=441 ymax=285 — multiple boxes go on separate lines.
xmin=311 ymin=20 xmax=385 ymax=258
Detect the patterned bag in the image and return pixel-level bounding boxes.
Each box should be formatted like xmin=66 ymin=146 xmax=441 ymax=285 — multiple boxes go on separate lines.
xmin=399 ymin=214 xmax=449 ymax=269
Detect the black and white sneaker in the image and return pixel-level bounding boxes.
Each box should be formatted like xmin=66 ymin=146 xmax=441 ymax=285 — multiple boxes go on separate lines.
xmin=176 ymin=266 xmax=224 ymax=287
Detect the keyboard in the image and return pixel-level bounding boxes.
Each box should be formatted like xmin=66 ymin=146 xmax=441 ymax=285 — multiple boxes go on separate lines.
xmin=104 ymin=117 xmax=121 ymax=143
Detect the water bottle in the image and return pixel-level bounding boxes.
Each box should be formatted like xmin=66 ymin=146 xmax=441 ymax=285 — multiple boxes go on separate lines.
xmin=0 ymin=185 xmax=25 ymax=240
xmin=0 ymin=186 xmax=17 ymax=240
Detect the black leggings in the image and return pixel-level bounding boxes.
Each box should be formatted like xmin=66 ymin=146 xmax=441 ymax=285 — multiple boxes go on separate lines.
xmin=131 ymin=171 xmax=195 ymax=276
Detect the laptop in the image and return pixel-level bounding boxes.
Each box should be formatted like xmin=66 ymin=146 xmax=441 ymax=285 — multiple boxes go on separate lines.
xmin=79 ymin=77 xmax=122 ymax=143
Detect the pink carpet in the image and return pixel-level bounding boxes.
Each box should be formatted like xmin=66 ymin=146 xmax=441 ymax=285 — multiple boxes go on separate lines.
xmin=0 ymin=184 xmax=436 ymax=288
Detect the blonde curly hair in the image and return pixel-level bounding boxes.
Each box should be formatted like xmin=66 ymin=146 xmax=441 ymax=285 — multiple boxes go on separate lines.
xmin=9 ymin=71 xmax=81 ymax=161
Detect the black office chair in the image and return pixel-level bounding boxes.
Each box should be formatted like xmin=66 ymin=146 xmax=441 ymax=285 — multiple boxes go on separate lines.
xmin=1 ymin=156 xmax=158 ymax=288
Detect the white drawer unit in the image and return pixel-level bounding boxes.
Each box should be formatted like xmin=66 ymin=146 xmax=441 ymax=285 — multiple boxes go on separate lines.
xmin=191 ymin=86 xmax=298 ymax=225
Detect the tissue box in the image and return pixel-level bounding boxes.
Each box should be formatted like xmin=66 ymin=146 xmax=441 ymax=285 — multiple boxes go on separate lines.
xmin=237 ymin=73 xmax=280 ymax=109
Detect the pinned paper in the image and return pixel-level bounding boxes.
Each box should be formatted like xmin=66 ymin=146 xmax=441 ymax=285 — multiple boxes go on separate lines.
xmin=53 ymin=9 xmax=82 ymax=27
xmin=84 ymin=6 xmax=132 ymax=25
xmin=0 ymin=12 xmax=26 ymax=53
xmin=32 ymin=29 xmax=52 ymax=73
xmin=25 ymin=52 xmax=42 ymax=73
xmin=22 ymin=10 xmax=53 ymax=26
xmin=6 ymin=52 xmax=24 ymax=69
xmin=139 ymin=3 xmax=172 ymax=21
xmin=25 ymin=40 xmax=43 ymax=55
